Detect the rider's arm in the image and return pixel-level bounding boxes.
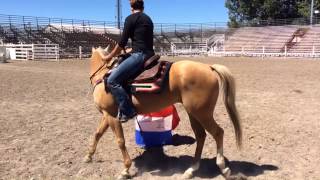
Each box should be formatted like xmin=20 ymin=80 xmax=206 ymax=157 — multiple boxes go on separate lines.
xmin=106 ymin=44 xmax=123 ymax=60
xmin=105 ymin=16 xmax=132 ymax=60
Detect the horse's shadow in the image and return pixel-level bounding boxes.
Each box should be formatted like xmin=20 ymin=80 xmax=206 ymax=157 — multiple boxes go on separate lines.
xmin=133 ymin=134 xmax=278 ymax=179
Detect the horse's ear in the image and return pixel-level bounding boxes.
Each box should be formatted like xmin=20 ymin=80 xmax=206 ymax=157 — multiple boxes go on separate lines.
xmin=92 ymin=47 xmax=96 ymax=53
xmin=105 ymin=45 xmax=111 ymax=53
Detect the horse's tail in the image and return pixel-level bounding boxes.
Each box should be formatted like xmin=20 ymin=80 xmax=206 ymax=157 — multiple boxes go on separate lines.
xmin=211 ymin=64 xmax=242 ymax=148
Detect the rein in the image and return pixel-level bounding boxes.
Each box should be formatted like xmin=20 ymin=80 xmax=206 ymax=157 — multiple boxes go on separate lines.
xmin=89 ymin=61 xmax=108 ymax=84
xmin=90 ymin=58 xmax=118 ymax=87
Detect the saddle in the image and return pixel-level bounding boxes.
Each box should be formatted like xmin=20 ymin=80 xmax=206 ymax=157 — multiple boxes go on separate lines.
xmin=104 ymin=54 xmax=172 ymax=94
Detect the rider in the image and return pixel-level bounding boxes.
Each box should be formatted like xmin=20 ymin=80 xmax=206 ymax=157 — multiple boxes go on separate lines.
xmin=104 ymin=0 xmax=155 ymax=122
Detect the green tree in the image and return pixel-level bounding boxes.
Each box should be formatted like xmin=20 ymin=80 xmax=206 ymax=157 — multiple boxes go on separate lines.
xmin=225 ymin=0 xmax=320 ymax=27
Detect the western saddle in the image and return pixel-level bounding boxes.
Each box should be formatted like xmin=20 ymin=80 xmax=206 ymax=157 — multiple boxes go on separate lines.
xmin=104 ymin=54 xmax=172 ymax=94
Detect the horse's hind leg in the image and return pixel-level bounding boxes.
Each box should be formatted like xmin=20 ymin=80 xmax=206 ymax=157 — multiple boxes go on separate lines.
xmin=84 ymin=116 xmax=109 ymax=163
xmin=183 ymin=114 xmax=207 ymax=179
xmin=198 ymin=115 xmax=231 ymax=178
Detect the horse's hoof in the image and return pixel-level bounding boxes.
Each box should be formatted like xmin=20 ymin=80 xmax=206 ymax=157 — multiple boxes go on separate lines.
xmin=182 ymin=169 xmax=193 ymax=179
xmin=222 ymin=167 xmax=231 ymax=178
xmin=83 ymin=155 xmax=92 ymax=163
xmin=117 ymin=173 xmax=131 ymax=180
xmin=117 ymin=169 xmax=131 ymax=180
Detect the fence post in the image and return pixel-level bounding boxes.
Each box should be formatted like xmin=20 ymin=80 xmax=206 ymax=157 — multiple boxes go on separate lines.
xmin=88 ymin=20 xmax=91 ymax=32
xmin=200 ymin=24 xmax=203 ymax=43
xmin=9 ymin=15 xmax=12 ymax=29
xmin=32 ymin=43 xmax=34 ymax=60
xmin=60 ymin=19 xmax=63 ymax=31
xmin=82 ymin=20 xmax=85 ymax=32
xmin=72 ymin=19 xmax=74 ymax=32
xmin=56 ymin=44 xmax=59 ymax=61
xmin=312 ymin=45 xmax=315 ymax=56
xmin=22 ymin=16 xmax=25 ymax=29
xmin=104 ymin=22 xmax=106 ymax=34
xmin=189 ymin=24 xmax=191 ymax=42
xmin=285 ymin=45 xmax=287 ymax=57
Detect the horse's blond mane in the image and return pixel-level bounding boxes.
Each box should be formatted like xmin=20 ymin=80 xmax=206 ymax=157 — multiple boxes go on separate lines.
xmin=95 ymin=48 xmax=107 ymax=60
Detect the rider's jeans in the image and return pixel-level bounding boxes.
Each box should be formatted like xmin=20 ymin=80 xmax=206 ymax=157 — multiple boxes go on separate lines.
xmin=106 ymin=52 xmax=145 ymax=117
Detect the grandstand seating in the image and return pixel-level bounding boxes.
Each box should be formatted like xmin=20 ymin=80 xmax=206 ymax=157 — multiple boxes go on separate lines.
xmin=223 ymin=26 xmax=298 ymax=54
xmin=0 ymin=14 xmax=119 ymax=58
xmin=2 ymin=14 xmax=320 ymax=58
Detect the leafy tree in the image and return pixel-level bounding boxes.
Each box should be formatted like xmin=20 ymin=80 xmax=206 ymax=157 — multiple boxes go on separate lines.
xmin=225 ymin=0 xmax=320 ymax=27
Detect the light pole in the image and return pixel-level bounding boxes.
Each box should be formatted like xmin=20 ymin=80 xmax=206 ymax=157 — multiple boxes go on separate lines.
xmin=311 ymin=0 xmax=314 ymax=25
xmin=315 ymin=10 xmax=319 ymax=25
xmin=116 ymin=0 xmax=122 ymax=29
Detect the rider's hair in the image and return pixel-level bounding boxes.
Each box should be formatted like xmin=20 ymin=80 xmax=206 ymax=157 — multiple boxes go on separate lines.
xmin=130 ymin=0 xmax=144 ymax=10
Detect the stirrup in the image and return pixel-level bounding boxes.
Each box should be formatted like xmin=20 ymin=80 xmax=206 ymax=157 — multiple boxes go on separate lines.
xmin=117 ymin=110 xmax=137 ymax=123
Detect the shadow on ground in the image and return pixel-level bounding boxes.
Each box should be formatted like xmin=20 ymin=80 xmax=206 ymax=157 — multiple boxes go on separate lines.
xmin=133 ymin=135 xmax=278 ymax=179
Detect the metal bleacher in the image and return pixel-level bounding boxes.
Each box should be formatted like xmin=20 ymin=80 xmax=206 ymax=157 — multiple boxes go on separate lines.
xmin=207 ymin=24 xmax=320 ymax=58
xmin=2 ymin=14 xmax=320 ymax=58
xmin=288 ymin=26 xmax=320 ymax=56
xmin=222 ymin=26 xmax=298 ymax=55
xmin=0 ymin=14 xmax=120 ymax=58
xmin=153 ymin=23 xmax=229 ymax=56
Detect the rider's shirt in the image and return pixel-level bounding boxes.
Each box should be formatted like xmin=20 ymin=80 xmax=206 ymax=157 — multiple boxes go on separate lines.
xmin=118 ymin=12 xmax=155 ymax=59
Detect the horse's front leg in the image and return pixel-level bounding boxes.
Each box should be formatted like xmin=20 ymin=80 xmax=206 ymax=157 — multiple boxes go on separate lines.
xmin=84 ymin=116 xmax=109 ymax=163
xmin=109 ymin=117 xmax=132 ymax=179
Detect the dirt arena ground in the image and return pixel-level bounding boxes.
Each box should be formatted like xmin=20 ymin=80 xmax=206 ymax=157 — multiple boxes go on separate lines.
xmin=0 ymin=57 xmax=319 ymax=180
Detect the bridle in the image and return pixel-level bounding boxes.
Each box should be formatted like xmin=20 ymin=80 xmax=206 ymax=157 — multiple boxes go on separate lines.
xmin=89 ymin=40 xmax=117 ymax=85
xmin=89 ymin=60 xmax=108 ymax=85
xmin=89 ymin=58 xmax=118 ymax=85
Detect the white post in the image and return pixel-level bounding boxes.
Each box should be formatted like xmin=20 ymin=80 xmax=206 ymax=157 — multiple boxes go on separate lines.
xmin=31 ymin=44 xmax=34 ymax=60
xmin=45 ymin=44 xmax=47 ymax=60
xmin=312 ymin=45 xmax=315 ymax=56
xmin=56 ymin=44 xmax=59 ymax=61
xmin=285 ymin=45 xmax=287 ymax=57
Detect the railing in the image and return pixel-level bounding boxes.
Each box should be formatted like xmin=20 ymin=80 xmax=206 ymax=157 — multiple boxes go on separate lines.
xmin=209 ymin=45 xmax=320 ymax=58
xmin=231 ymin=17 xmax=320 ymax=27
xmin=0 ymin=14 xmax=117 ymax=32
xmin=170 ymin=42 xmax=208 ymax=56
xmin=5 ymin=43 xmax=59 ymax=60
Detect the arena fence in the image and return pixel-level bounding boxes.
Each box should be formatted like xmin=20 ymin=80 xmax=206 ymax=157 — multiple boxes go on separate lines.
xmin=170 ymin=42 xmax=208 ymax=56
xmin=5 ymin=44 xmax=59 ymax=60
xmin=208 ymin=45 xmax=320 ymax=58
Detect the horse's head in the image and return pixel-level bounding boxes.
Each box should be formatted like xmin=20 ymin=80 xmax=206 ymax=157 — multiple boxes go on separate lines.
xmin=90 ymin=46 xmax=113 ymax=84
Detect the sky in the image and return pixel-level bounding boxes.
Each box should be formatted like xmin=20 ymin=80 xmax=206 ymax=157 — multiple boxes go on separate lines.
xmin=0 ymin=0 xmax=229 ymax=24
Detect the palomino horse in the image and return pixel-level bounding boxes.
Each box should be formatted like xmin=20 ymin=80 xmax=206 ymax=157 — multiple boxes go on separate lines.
xmin=84 ymin=47 xmax=242 ymax=179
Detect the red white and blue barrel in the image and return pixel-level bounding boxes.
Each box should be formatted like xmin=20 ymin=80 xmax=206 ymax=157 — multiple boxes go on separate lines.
xmin=135 ymin=105 xmax=180 ymax=148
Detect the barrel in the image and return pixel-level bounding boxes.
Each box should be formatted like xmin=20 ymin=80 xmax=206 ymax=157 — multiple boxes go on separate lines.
xmin=135 ymin=105 xmax=180 ymax=148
